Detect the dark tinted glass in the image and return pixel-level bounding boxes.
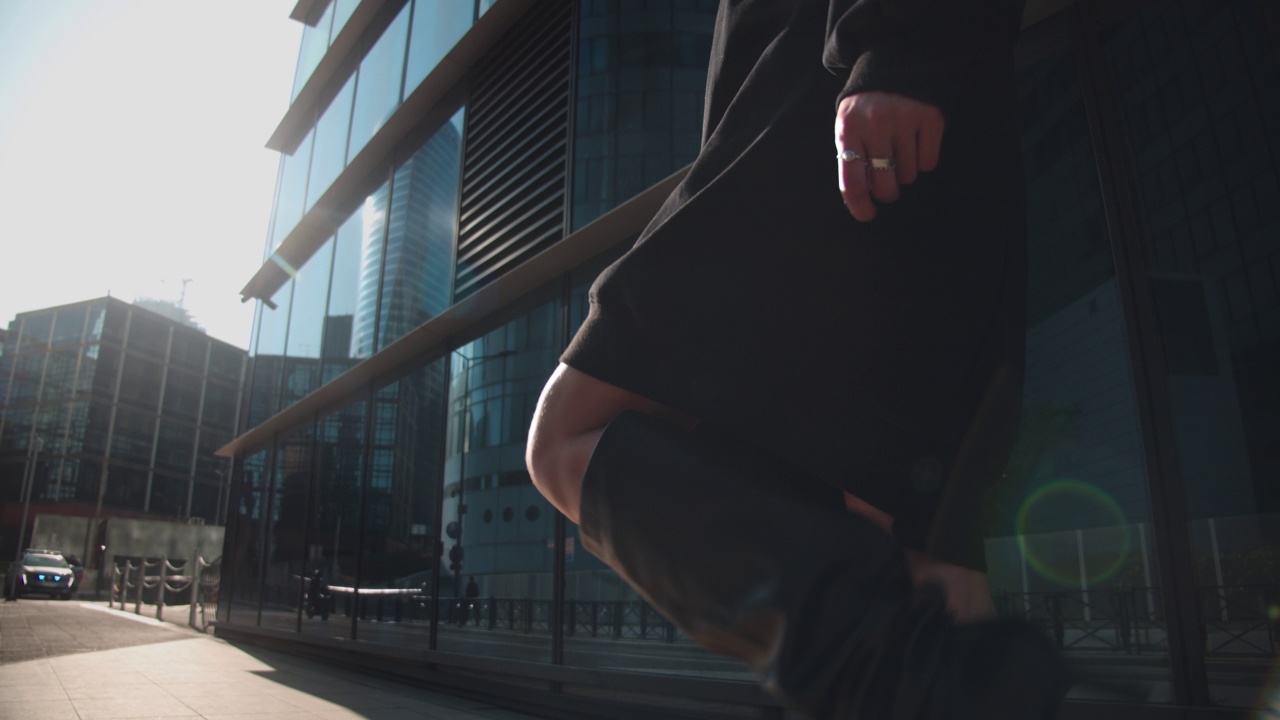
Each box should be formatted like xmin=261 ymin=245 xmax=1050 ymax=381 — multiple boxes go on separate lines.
xmin=571 ymin=2 xmax=715 ymax=229
xmin=261 ymin=427 xmax=314 ymax=633
xmin=354 ymin=361 xmax=445 ymax=646
xmin=1105 ymin=2 xmax=1280 ymax=706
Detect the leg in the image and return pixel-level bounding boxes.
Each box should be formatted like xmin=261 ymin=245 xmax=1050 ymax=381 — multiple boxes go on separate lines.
xmin=527 ymin=364 xmax=694 ymax=524
xmin=530 ymin=364 xmax=997 ymax=624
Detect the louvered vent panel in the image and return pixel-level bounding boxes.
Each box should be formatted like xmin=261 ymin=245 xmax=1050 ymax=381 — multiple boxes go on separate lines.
xmin=453 ymin=1 xmax=572 ymax=301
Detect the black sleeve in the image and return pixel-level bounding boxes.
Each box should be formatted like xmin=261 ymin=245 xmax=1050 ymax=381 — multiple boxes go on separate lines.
xmin=822 ymin=0 xmax=1026 ymax=114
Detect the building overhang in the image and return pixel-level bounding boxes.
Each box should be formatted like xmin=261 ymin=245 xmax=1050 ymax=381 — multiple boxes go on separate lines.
xmin=242 ymin=0 xmax=540 ymax=309
xmin=217 ymin=167 xmax=689 ymax=459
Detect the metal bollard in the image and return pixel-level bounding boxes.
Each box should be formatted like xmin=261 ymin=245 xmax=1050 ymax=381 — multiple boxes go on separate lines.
xmin=134 ymin=563 xmax=143 ymax=615
xmin=155 ymin=557 xmax=167 ymax=622
xmin=188 ymin=559 xmax=199 ymax=629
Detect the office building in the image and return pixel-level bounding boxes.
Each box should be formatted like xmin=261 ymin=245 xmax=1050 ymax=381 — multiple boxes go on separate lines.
xmin=0 ymin=297 xmax=246 ymax=567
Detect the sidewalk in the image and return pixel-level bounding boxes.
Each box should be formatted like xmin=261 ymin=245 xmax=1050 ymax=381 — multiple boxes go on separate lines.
xmin=0 ymin=599 xmax=550 ymax=719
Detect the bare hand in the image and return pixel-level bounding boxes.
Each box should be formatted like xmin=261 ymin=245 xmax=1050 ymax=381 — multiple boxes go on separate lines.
xmin=835 ymin=91 xmax=945 ymax=222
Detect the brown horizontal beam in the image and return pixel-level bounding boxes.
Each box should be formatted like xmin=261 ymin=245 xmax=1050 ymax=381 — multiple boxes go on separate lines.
xmin=218 ymin=167 xmax=689 ymax=458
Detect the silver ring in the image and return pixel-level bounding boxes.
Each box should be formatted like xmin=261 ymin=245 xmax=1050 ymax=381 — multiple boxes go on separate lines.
xmin=836 ymin=150 xmax=862 ymax=162
xmin=868 ymin=157 xmax=896 ymax=170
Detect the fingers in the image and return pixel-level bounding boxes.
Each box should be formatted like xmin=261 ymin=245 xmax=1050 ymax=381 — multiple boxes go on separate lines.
xmin=835 ymin=92 xmax=945 ymax=223
xmin=838 ymin=150 xmax=876 ymax=222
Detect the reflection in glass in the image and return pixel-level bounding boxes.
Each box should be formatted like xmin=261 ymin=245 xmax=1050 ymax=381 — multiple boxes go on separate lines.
xmin=307 ymin=76 xmax=355 ymax=212
xmin=291 ymin=1 xmax=334 ymax=101
xmin=246 ymin=285 xmax=293 ymax=429
xmin=302 ymin=397 xmax=367 ymax=641
xmin=571 ymin=2 xmax=715 ymax=229
xmin=51 ymin=307 xmax=86 ymax=347
xmin=437 ymin=302 xmax=559 ymax=661
xmin=376 ymin=110 xmax=463 ymax=351
xmin=283 ymin=239 xmax=334 ymax=409
xmin=225 ymin=450 xmax=269 ymax=625
xmin=262 ymin=428 xmax=313 ymax=633
xmin=18 ymin=313 xmax=51 ymax=352
xmin=351 ymin=182 xmax=390 ymax=358
xmin=347 ymin=4 xmax=410 ymax=161
xmin=405 ymin=0 xmax=474 ymax=94
xmin=981 ymin=26 xmax=1169 ymax=702
xmin=322 ymin=212 xmax=365 ymax=383
xmin=355 ymin=361 xmax=445 ymax=646
xmin=1106 ymin=2 xmax=1280 ymax=706
xmin=271 ymin=130 xmax=315 ymax=252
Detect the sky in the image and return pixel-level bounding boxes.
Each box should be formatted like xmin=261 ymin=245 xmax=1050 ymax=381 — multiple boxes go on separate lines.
xmin=0 ymin=0 xmax=302 ymax=348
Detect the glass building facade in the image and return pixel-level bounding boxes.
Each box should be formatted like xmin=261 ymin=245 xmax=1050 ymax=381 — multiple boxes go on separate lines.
xmin=219 ymin=1 xmax=1280 ymax=717
xmin=0 ymin=297 xmax=246 ymax=572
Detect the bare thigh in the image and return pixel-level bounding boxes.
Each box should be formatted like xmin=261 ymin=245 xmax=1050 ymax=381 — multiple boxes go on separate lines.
xmin=525 ymin=363 xmax=995 ymax=622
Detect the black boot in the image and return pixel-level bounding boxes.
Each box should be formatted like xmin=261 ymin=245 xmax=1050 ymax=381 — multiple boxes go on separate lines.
xmin=578 ymin=410 xmax=1069 ymax=719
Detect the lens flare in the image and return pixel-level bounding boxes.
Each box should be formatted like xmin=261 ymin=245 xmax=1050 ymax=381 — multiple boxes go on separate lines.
xmin=1016 ymin=479 xmax=1131 ymax=587
xmin=1253 ymin=659 xmax=1280 ymax=719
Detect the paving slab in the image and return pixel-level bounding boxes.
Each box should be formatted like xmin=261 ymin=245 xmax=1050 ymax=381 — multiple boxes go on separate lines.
xmin=0 ymin=599 xmax=555 ymax=719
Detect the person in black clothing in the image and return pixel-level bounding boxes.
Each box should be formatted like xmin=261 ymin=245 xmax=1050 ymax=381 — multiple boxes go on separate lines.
xmin=460 ymin=576 xmax=479 ymax=627
xmin=527 ymin=1 xmax=1068 ymax=717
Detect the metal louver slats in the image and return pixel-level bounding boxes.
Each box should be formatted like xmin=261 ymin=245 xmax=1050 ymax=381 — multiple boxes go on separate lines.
xmin=453 ymin=0 xmax=572 ymax=301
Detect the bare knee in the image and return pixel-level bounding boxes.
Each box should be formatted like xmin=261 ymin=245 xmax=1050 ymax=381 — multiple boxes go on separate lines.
xmin=527 ymin=364 xmax=692 ymax=524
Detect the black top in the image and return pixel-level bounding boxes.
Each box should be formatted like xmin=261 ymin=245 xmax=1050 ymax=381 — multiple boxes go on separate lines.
xmin=563 ymin=0 xmax=1027 ymax=569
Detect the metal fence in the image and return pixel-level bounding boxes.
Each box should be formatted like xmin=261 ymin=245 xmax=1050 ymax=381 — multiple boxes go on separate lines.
xmin=109 ymin=555 xmax=221 ymax=632
xmin=996 ymin=585 xmax=1279 ymax=657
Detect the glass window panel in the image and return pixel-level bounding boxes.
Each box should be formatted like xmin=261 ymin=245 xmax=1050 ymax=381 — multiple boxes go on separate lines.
xmin=7 ymin=354 xmax=45 ymax=405
xmin=208 ymin=344 xmax=244 ymax=384
xmin=125 ymin=311 xmax=169 ymax=357
xmin=404 ymin=0 xmax=473 ymax=94
xmin=322 ymin=212 xmax=364 ymax=377
xmin=351 ymin=182 xmax=391 ymax=358
xmin=51 ymin=306 xmax=86 ymax=347
xmin=0 ymin=408 xmax=32 ymax=454
xmin=306 ymin=76 xmax=355 ymax=211
xmin=201 ymin=379 xmax=239 ymax=430
xmin=190 ymin=480 xmax=220 ymax=525
xmin=18 ymin=313 xmax=52 ymax=352
xmin=291 ymin=1 xmax=334 ymax=100
xmin=33 ymin=402 xmax=69 ymax=466
xmin=223 ymin=449 xmax=269 ymax=625
xmin=109 ymin=406 xmax=154 ymax=466
xmin=155 ymin=422 xmax=195 ymax=474
xmin=270 ymin=130 xmax=315 ymax=253
xmin=148 ymin=473 xmax=189 ymax=518
xmin=162 ymin=368 xmax=202 ymax=422
xmin=438 ymin=302 xmax=559 ymax=660
xmin=40 ymin=349 xmax=79 ymax=401
xmin=571 ymin=4 xmax=715 ymax=229
xmin=978 ymin=23 xmax=1170 ymax=702
xmin=85 ymin=303 xmax=106 ymax=342
xmin=118 ymin=354 xmax=163 ymax=411
xmin=169 ymin=332 xmax=206 ymax=371
xmin=100 ymin=303 xmax=127 ymax=345
xmin=247 ymin=285 xmax=294 ymax=428
xmin=347 ymin=4 xmax=410 ymax=160
xmin=286 ymin=239 xmax=333 ymax=361
xmin=330 ymin=0 xmax=359 ymax=42
xmin=302 ymin=397 xmax=366 ymax=641
xmin=1106 ymin=2 xmax=1280 ymax=707
xmin=89 ymin=345 xmax=121 ymax=399
xmin=355 ymin=361 xmax=445 ymax=645
xmin=376 ymin=110 xmax=464 ymax=351
xmin=262 ymin=427 xmax=314 ymax=633
xmin=82 ymin=403 xmax=111 ymax=454
xmin=104 ymin=462 xmax=147 ymax=511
